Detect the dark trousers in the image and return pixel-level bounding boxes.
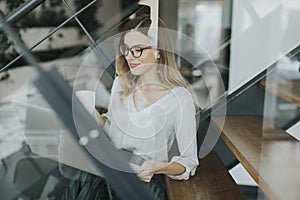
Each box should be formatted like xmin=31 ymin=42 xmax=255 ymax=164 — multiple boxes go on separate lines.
xmin=61 ymin=170 xmax=168 ymax=200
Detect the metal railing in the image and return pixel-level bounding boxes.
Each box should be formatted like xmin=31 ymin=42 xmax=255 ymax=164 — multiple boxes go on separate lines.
xmin=0 ymin=0 xmax=146 ymax=73
xmin=0 ymin=0 xmax=46 ymax=29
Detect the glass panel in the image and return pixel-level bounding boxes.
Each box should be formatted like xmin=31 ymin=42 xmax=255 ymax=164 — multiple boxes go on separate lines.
xmin=2 ymin=0 xmax=300 ymax=199
xmin=0 ymin=0 xmax=148 ymax=72
xmin=0 ymin=0 xmax=79 ymax=71
xmin=204 ymin=1 xmax=300 ymax=199
xmin=0 ymin=3 xmax=152 ymax=199
xmin=0 ymin=68 xmax=69 ymax=199
xmin=259 ymin=45 xmax=300 ymax=200
xmin=219 ymin=45 xmax=300 ymax=200
xmin=228 ymin=0 xmax=300 ymax=94
xmin=59 ymin=0 xmax=103 ymax=39
xmin=178 ymin=0 xmax=229 ymax=111
xmin=263 ymin=45 xmax=300 ymax=135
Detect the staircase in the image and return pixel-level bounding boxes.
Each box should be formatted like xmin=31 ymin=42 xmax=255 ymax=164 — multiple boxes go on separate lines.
xmin=211 ymin=48 xmax=300 ymax=200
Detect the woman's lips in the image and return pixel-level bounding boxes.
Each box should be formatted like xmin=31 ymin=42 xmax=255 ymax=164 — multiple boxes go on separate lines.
xmin=129 ymin=63 xmax=140 ymax=68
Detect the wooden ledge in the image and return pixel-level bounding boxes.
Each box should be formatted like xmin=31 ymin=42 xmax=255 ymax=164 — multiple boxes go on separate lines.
xmin=259 ymin=80 xmax=300 ymax=108
xmin=165 ymin=151 xmax=245 ymax=200
xmin=213 ymin=116 xmax=300 ymax=200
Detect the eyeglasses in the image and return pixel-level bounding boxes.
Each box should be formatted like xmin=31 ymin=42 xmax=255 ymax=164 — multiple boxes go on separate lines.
xmin=119 ymin=44 xmax=152 ymax=58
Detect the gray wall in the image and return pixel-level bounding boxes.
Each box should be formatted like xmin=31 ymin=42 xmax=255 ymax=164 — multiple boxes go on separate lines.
xmin=229 ymin=0 xmax=300 ymax=92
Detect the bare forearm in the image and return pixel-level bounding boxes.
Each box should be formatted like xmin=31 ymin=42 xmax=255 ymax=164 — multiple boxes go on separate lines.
xmin=138 ymin=161 xmax=185 ymax=182
xmin=155 ymin=162 xmax=185 ymax=176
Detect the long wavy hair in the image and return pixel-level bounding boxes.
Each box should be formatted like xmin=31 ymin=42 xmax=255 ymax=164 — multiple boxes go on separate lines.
xmin=116 ymin=14 xmax=187 ymax=100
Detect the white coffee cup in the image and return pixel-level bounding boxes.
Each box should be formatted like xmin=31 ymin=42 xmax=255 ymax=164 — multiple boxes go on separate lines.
xmin=75 ymin=90 xmax=96 ymax=114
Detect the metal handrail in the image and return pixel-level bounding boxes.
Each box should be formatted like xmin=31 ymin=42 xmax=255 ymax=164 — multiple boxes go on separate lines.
xmin=0 ymin=2 xmax=146 ymax=73
xmin=0 ymin=0 xmax=45 ymax=29
xmin=0 ymin=0 xmax=99 ymax=72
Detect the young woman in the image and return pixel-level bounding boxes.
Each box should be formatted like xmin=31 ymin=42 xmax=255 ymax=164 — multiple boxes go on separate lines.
xmin=63 ymin=14 xmax=199 ymax=200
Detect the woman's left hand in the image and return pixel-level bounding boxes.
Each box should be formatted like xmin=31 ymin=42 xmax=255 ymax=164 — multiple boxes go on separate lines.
xmin=137 ymin=160 xmax=168 ymax=182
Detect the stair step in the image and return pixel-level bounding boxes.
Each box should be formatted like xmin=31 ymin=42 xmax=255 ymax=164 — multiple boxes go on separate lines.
xmin=213 ymin=116 xmax=300 ymax=200
xmin=260 ymin=80 xmax=300 ymax=108
xmin=165 ymin=151 xmax=245 ymax=200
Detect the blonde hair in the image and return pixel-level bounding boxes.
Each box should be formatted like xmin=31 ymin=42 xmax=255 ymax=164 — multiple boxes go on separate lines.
xmin=116 ymin=14 xmax=187 ymax=100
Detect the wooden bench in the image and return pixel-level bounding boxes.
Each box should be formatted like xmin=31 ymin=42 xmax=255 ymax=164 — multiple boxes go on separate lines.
xmin=165 ymin=151 xmax=245 ymax=200
xmin=213 ymin=116 xmax=300 ymax=200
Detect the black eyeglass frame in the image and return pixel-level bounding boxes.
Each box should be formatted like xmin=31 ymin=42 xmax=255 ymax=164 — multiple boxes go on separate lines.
xmin=119 ymin=44 xmax=152 ymax=58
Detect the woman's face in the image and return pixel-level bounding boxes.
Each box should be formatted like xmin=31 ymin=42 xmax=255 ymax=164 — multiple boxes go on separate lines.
xmin=122 ymin=30 xmax=158 ymax=76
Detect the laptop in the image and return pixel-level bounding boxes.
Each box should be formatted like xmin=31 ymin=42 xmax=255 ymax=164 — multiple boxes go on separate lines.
xmin=24 ymin=97 xmax=104 ymax=177
xmin=24 ymin=95 xmax=140 ymax=178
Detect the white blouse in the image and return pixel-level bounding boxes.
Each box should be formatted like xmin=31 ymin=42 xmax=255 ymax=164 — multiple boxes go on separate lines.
xmin=102 ymin=77 xmax=199 ymax=180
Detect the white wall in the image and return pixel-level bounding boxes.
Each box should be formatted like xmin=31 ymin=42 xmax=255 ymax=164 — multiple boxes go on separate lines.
xmin=228 ymin=0 xmax=300 ymax=93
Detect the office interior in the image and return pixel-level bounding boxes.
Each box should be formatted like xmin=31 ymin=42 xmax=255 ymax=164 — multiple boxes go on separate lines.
xmin=0 ymin=0 xmax=299 ymax=199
